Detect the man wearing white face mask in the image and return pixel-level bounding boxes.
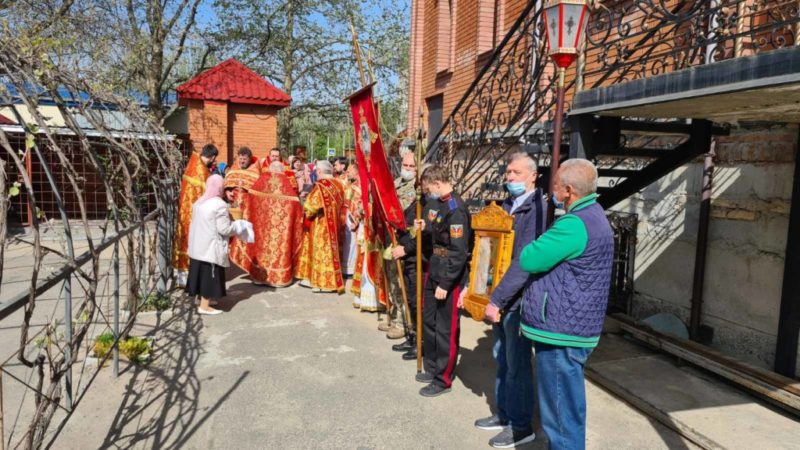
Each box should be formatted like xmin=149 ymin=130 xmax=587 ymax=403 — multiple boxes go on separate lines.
xmin=382 ymin=150 xmax=420 ymax=341
xmin=519 ymin=158 xmax=613 ymax=450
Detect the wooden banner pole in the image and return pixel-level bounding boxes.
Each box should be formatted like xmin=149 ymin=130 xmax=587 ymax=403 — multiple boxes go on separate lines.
xmin=349 ymin=21 xmax=368 ymax=88
xmin=415 ymin=107 xmax=425 ymax=373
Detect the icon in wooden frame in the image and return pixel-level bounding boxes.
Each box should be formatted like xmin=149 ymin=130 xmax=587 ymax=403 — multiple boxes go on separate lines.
xmin=464 ymin=202 xmax=515 ymax=322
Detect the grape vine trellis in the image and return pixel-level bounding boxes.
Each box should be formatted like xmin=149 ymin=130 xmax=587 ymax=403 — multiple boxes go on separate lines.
xmin=0 ymin=37 xmax=183 ymax=449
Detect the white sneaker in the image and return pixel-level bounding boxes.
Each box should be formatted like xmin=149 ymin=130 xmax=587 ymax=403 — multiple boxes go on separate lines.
xmin=197 ymin=307 xmax=222 ymax=315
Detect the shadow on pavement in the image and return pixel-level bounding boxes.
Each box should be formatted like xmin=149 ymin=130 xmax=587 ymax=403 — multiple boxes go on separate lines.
xmin=94 ymin=298 xmax=249 ymax=450
xmin=457 ymin=326 xmax=497 ymax=414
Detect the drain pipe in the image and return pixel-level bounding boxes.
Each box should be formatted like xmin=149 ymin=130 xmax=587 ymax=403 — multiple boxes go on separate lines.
xmin=689 ymin=139 xmax=715 ymax=342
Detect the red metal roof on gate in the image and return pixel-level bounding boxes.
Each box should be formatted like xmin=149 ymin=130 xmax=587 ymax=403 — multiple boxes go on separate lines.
xmin=176 ymin=59 xmax=292 ymax=108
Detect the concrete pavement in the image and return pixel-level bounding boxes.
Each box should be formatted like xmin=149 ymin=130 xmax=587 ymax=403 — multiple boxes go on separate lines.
xmin=51 ymin=274 xmax=698 ymax=449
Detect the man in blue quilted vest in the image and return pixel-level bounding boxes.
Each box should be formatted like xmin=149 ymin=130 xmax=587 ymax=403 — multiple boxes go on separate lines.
xmin=519 ymin=158 xmax=613 ymax=450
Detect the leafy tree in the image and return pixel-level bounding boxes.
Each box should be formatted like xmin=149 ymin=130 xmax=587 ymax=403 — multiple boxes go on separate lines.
xmin=2 ymin=0 xmax=211 ymax=121
xmin=102 ymin=0 xmax=207 ymax=120
xmin=1 ymin=0 xmax=409 ymax=140
xmin=211 ymin=0 xmax=409 ymax=149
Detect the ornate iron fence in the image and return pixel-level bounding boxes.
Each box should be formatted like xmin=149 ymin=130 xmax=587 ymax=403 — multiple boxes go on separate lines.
xmin=607 ymin=211 xmax=638 ymax=315
xmin=426 ymin=0 xmax=800 ymax=188
xmin=0 ymin=38 xmax=182 ymax=449
xmin=424 ymin=1 xmax=565 ymax=200
xmin=584 ymin=0 xmax=800 ymax=89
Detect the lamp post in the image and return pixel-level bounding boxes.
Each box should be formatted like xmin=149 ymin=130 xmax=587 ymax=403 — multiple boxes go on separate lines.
xmin=543 ymin=0 xmax=590 ymax=205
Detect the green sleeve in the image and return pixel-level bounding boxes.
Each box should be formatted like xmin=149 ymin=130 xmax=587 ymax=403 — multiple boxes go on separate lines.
xmin=519 ymin=215 xmax=587 ymax=273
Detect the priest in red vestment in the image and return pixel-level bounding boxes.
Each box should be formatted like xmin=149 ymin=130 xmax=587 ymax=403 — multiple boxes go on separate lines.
xmin=295 ymin=160 xmax=347 ymax=293
xmin=223 ymin=150 xmax=261 ymax=273
xmin=173 ymin=144 xmax=216 ymax=285
xmin=246 ymin=161 xmax=304 ymax=287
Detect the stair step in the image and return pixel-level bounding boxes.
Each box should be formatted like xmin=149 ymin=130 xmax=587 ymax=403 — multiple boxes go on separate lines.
xmin=597 ymin=186 xmax=613 ymax=195
xmin=598 ymin=168 xmax=641 ymax=178
xmin=598 ymin=148 xmax=672 ymax=158
xmin=619 ymin=119 xmax=729 ymax=136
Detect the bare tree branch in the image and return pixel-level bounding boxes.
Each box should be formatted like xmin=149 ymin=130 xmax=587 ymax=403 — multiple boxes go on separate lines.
xmin=160 ymin=0 xmax=202 ymax=93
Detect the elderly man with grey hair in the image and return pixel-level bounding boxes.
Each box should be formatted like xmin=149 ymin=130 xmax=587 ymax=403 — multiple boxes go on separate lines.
xmin=294 ymin=158 xmax=347 ymax=293
xmin=470 ymin=151 xmax=546 ymax=448
xmin=268 ymin=161 xmax=285 ymax=173
xmin=518 ymin=158 xmax=613 ymax=450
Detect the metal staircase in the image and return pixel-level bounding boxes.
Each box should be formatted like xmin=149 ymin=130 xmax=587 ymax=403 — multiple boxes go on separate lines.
xmin=425 ymin=0 xmax=800 ymax=384
xmin=426 ymin=0 xmax=799 ymax=210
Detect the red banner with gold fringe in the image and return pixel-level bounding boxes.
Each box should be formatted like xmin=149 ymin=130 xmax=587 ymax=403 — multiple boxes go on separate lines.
xmin=347 ymin=84 xmax=406 ymax=230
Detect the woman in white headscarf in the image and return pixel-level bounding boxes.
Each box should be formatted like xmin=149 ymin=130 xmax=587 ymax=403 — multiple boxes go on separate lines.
xmin=186 ymin=174 xmax=240 ymax=315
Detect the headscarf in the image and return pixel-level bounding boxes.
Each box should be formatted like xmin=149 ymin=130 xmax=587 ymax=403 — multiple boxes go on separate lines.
xmin=196 ymin=174 xmax=225 ymax=205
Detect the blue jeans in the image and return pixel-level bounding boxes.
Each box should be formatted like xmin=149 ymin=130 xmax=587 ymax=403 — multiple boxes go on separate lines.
xmin=534 ymin=342 xmax=593 ymax=450
xmin=492 ymin=309 xmax=534 ymax=430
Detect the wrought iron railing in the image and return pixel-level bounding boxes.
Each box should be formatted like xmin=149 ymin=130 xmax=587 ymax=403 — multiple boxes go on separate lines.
xmin=583 ymin=0 xmax=800 ymax=89
xmin=0 ymin=37 xmax=182 ymax=449
xmin=426 ymin=0 xmax=800 ymax=186
xmin=424 ymin=1 xmax=566 ymax=200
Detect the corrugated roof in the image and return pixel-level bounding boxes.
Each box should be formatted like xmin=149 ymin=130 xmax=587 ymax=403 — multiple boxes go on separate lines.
xmin=176 ymin=59 xmax=292 ymax=108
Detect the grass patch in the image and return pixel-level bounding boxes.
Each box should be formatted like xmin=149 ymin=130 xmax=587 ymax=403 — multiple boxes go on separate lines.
xmin=139 ymin=292 xmax=173 ymax=312
xmin=92 ymin=331 xmax=115 ymax=359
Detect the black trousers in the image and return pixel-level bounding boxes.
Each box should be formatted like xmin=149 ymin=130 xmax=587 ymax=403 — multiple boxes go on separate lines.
xmin=422 ymin=279 xmax=461 ymax=388
xmin=403 ymin=259 xmax=418 ymax=322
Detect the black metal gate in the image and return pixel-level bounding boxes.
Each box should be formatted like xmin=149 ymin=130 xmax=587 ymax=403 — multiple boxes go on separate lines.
xmin=607 ymin=211 xmax=638 ymax=315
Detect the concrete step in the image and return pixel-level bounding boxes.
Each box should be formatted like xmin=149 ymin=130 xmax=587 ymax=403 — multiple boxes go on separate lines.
xmin=587 ymin=333 xmax=800 ymax=449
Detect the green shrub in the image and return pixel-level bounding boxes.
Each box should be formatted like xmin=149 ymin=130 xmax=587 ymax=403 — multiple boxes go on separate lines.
xmin=120 ymin=337 xmax=152 ymax=364
xmin=93 ymin=331 xmax=115 ymax=359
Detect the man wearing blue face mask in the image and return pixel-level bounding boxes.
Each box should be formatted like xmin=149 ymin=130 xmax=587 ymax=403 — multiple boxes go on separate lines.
xmin=384 ymin=150 xmax=423 ymax=346
xmin=519 ymin=159 xmax=613 ymax=450
xmin=468 ymin=152 xmax=546 ymax=448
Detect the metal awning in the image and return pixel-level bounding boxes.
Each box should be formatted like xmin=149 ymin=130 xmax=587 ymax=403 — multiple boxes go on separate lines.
xmin=571 ymin=46 xmax=800 ymax=124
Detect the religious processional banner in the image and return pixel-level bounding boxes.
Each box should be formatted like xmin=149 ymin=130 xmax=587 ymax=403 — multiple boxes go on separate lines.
xmin=347 ymin=84 xmax=406 ymax=231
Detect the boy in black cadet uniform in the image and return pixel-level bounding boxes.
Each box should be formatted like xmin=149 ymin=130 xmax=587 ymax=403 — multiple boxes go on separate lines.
xmin=413 ymin=165 xmax=472 ymax=397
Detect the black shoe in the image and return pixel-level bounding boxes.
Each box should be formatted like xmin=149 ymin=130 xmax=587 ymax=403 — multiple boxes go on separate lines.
xmin=392 ymin=338 xmax=414 ymax=352
xmin=415 ymin=372 xmax=434 ymax=383
xmin=488 ymin=426 xmax=536 ymax=448
xmin=474 ymin=414 xmax=508 ymax=431
xmin=419 ymin=383 xmax=450 ymax=397
xmin=402 ymin=348 xmax=417 ymax=360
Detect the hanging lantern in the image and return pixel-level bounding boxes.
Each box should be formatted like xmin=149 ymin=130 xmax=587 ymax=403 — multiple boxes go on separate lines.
xmin=543 ymin=0 xmax=590 ymax=69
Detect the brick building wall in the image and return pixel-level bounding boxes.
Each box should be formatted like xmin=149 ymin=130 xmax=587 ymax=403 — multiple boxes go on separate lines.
xmin=185 ymin=100 xmax=280 ymax=165
xmin=178 ymin=59 xmax=290 ymax=165
xmin=230 ymin=104 xmax=280 ymax=159
xmin=408 ymin=0 xmax=530 ymax=136
xmin=187 ymin=99 xmax=228 ymax=162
